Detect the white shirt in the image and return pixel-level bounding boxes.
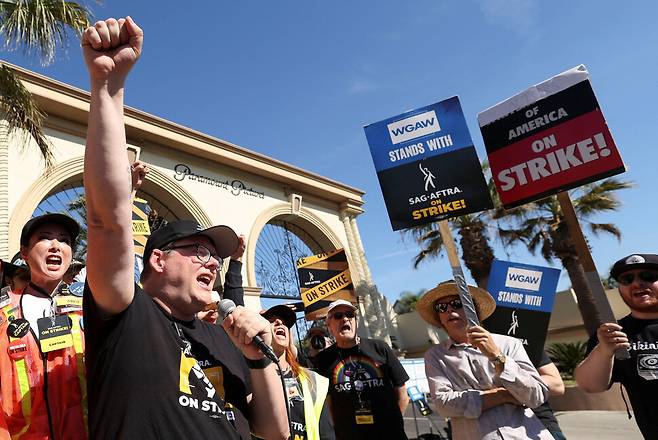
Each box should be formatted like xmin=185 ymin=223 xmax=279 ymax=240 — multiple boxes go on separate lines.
xmin=425 ymin=333 xmax=554 ymax=440
xmin=21 ymin=290 xmax=53 ymax=339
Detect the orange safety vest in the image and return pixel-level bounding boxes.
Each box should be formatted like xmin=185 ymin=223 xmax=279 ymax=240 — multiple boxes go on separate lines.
xmin=0 ymin=287 xmax=87 ymax=439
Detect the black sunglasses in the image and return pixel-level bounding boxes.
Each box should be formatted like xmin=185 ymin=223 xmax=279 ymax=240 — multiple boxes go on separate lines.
xmin=434 ymin=298 xmax=463 ymax=314
xmin=331 ymin=311 xmax=355 ymax=320
xmin=618 ymin=270 xmax=658 ymax=286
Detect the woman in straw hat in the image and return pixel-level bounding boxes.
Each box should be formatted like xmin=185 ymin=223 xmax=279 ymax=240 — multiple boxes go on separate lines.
xmin=418 ymin=281 xmax=554 ymax=440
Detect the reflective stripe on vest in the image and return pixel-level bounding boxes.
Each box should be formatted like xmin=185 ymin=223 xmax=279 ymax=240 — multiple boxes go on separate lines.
xmin=2 ymin=302 xmax=32 ymax=439
xmin=300 ymin=370 xmax=329 ymax=440
xmin=69 ymin=314 xmax=88 ymax=436
xmin=1 ymin=288 xmax=87 ymax=439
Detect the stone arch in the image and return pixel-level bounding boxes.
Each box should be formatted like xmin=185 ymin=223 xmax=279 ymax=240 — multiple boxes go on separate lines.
xmin=245 ymin=202 xmax=356 ymax=288
xmin=8 ymin=156 xmax=213 ymax=255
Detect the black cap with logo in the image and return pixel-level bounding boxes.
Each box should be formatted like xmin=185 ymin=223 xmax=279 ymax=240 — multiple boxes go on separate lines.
xmin=610 ymin=254 xmax=658 ymax=280
xmin=260 ymin=304 xmax=297 ymax=328
xmin=142 ymin=220 xmax=239 ymax=265
xmin=20 ymin=213 xmax=80 ymax=247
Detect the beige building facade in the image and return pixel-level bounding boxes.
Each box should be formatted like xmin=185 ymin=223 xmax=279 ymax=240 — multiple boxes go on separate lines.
xmin=1 ymin=63 xmax=398 ymax=342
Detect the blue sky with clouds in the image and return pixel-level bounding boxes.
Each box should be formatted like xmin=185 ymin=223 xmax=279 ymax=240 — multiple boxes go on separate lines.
xmin=4 ymin=1 xmax=658 ymax=302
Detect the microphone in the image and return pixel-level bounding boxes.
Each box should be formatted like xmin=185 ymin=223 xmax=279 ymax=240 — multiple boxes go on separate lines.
xmin=217 ymin=299 xmax=278 ymax=363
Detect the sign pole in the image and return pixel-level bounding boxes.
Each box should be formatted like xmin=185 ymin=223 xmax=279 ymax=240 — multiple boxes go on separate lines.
xmin=556 ymin=191 xmax=629 ymax=359
xmin=437 ymin=220 xmax=480 ymax=326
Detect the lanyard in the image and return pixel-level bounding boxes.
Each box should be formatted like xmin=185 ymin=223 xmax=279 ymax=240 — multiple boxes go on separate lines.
xmin=28 ymin=282 xmax=66 ymax=325
xmin=173 ymin=322 xmax=192 ymax=355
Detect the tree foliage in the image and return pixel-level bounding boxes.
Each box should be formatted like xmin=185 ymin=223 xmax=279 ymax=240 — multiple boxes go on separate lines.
xmin=0 ymin=0 xmax=92 ymax=166
xmin=547 ymin=341 xmax=587 ymax=380
xmin=498 ymin=178 xmax=632 ymax=335
xmin=395 ymin=288 xmax=426 ymax=314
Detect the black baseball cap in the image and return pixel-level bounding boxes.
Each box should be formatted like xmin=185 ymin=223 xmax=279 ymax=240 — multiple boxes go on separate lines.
xmin=20 ymin=213 xmax=80 ymax=247
xmin=142 ymin=220 xmax=239 ymax=265
xmin=610 ymin=254 xmax=658 ymax=280
xmin=260 ymin=304 xmax=297 ymax=328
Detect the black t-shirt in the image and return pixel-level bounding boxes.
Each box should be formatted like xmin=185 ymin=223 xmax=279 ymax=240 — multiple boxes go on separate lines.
xmin=315 ymin=338 xmax=409 ymax=440
xmin=586 ymin=314 xmax=658 ymax=439
xmin=84 ymin=283 xmax=252 ymax=440
xmin=283 ymin=370 xmax=335 ymax=440
xmin=530 ymin=351 xmax=563 ymax=434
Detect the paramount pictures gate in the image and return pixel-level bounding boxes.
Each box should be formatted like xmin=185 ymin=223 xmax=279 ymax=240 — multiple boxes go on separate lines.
xmin=2 ymin=62 xmax=398 ymax=344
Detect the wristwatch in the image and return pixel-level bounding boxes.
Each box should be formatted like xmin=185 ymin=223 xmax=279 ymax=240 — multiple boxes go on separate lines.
xmin=491 ymin=353 xmax=506 ymax=367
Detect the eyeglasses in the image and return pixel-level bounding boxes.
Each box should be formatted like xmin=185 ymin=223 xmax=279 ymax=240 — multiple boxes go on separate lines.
xmin=331 ymin=311 xmax=355 ymax=320
xmin=434 ymin=298 xmax=463 ymax=314
xmin=163 ymin=243 xmax=222 ymax=267
xmin=618 ymin=270 xmax=658 ymax=286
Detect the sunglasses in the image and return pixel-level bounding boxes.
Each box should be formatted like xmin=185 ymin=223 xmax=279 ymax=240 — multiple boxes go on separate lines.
xmin=618 ymin=270 xmax=658 ymax=286
xmin=331 ymin=311 xmax=355 ymax=320
xmin=434 ymin=298 xmax=463 ymax=314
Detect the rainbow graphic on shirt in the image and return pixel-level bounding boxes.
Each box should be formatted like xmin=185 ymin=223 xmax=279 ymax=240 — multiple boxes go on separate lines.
xmin=332 ymin=355 xmax=385 ymax=392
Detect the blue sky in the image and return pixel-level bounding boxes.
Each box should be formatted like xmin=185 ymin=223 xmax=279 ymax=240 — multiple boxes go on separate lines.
xmin=4 ymin=1 xmax=658 ymax=303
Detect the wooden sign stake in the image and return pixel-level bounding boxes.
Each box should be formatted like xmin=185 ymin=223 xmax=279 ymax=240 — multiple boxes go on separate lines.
xmin=556 ymin=191 xmax=629 ymax=359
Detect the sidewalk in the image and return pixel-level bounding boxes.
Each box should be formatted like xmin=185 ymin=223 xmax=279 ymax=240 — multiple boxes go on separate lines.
xmin=403 ymin=410 xmax=643 ymax=439
xmin=556 ymin=411 xmax=642 ymax=439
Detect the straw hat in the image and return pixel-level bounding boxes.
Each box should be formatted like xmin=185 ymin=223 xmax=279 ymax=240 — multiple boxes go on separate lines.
xmin=416 ymin=281 xmax=496 ymax=328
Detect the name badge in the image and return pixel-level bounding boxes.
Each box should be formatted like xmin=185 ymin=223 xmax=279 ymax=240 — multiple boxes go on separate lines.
xmin=37 ymin=316 xmax=73 ymax=352
xmin=355 ymin=400 xmax=374 ymax=425
xmin=0 ymin=287 xmax=11 ymax=308
xmin=55 ymin=295 xmax=83 ymax=313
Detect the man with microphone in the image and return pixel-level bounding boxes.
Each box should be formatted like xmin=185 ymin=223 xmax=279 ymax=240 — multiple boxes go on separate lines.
xmin=81 ymin=17 xmax=288 ymax=440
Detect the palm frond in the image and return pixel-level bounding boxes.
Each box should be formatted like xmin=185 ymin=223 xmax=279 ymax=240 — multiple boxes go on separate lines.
xmin=547 ymin=341 xmax=587 ymax=379
xmin=0 ymin=63 xmax=53 ymax=166
xmin=0 ymin=0 xmax=92 ymax=65
xmin=574 ymin=178 xmax=632 ymax=216
xmin=588 ymin=222 xmax=622 ymax=240
xmin=400 ymin=222 xmax=437 ymax=242
xmin=498 ymin=227 xmax=530 ymax=246
xmin=412 ymin=234 xmax=445 ymax=268
xmin=526 ymin=231 xmax=544 ymax=254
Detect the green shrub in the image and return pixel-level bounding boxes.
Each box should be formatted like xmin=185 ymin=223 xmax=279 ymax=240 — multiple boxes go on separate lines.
xmin=547 ymin=341 xmax=587 ymax=380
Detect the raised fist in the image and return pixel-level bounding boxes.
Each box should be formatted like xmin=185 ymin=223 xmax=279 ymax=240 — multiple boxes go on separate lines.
xmin=82 ymin=17 xmax=143 ymax=83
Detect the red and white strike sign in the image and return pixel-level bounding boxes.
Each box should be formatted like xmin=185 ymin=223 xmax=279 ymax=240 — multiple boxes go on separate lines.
xmin=478 ymin=65 xmax=625 ymax=209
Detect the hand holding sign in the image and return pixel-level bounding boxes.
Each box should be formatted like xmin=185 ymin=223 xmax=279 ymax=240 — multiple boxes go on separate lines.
xmin=596 ymin=323 xmax=630 ymax=356
xmin=467 ymin=325 xmax=500 ymax=359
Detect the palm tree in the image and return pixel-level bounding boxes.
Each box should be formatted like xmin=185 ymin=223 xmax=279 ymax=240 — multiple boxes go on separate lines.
xmin=394 ymin=288 xmax=427 ymax=314
xmin=408 ymin=214 xmax=495 ymax=288
xmin=406 ymin=161 xmax=502 ymax=289
xmin=498 ymin=178 xmax=632 ymax=335
xmin=547 ymin=341 xmax=587 ymax=380
xmin=66 ymin=193 xmax=168 ymax=260
xmin=67 ymin=193 xmax=87 ymax=259
xmin=0 ymin=0 xmax=91 ymax=167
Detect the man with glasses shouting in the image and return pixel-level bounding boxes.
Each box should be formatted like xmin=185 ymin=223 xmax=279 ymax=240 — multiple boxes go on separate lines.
xmin=314 ymin=299 xmax=410 ymax=440
xmin=81 ymin=17 xmax=288 ymax=440
xmin=418 ymin=281 xmax=552 ymax=439
xmin=576 ymin=254 xmax=658 ymax=439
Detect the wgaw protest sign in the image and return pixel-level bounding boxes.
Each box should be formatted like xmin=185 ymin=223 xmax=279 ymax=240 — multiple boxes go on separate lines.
xmin=297 ymin=249 xmax=355 ymax=320
xmin=483 ymin=260 xmax=560 ymax=365
xmin=478 ymin=65 xmax=625 ymax=209
xmin=364 ymin=97 xmax=492 ymax=231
